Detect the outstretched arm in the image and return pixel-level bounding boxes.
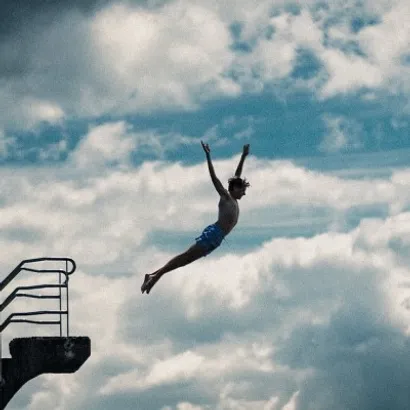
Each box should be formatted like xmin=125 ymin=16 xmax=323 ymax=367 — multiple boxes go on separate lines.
xmin=201 ymin=141 xmax=229 ymax=197
xmin=234 ymin=144 xmax=250 ymax=177
xmin=201 ymin=141 xmax=216 ymax=179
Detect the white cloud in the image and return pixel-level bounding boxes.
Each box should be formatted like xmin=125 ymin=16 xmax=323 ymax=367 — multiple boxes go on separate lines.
xmin=316 ymin=0 xmax=410 ymax=97
xmin=225 ymin=0 xmax=410 ymax=101
xmin=90 ymin=1 xmax=240 ymax=113
xmin=70 ymin=121 xmax=135 ymax=167
xmin=226 ymin=10 xmax=321 ymax=92
xmin=86 ymin=0 xmax=410 ymax=107
xmin=318 ymin=114 xmax=364 ymax=153
xmin=21 ymin=97 xmax=65 ymax=126
xmin=319 ymin=49 xmax=383 ymax=97
xmin=282 ymin=391 xmax=300 ymax=410
xmin=359 ymin=2 xmax=410 ymax=69
xmin=278 ymin=9 xmax=323 ymax=51
xmin=37 ymin=139 xmax=68 ymax=161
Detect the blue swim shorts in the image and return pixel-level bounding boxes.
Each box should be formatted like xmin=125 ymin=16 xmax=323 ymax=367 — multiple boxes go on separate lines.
xmin=195 ymin=223 xmax=226 ymax=256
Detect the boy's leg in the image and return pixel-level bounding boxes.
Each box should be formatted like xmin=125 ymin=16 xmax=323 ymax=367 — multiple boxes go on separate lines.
xmin=142 ymin=248 xmax=200 ymax=294
xmin=141 ymin=243 xmax=207 ymax=294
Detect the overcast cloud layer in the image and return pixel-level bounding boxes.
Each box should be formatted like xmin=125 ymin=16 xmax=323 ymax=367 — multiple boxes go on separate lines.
xmin=0 ymin=0 xmax=409 ymax=131
xmin=1 ymin=0 xmax=410 ymax=410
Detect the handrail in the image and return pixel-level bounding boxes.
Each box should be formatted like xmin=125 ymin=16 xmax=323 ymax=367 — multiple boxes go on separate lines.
xmin=0 ymin=257 xmax=76 ymax=336
xmin=0 ymin=257 xmax=76 ymax=292
xmin=0 ymin=311 xmax=68 ymax=333
xmin=1 ymin=284 xmax=66 ymax=312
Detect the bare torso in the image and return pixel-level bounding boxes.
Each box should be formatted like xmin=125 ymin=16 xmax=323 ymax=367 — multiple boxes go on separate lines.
xmin=214 ymin=194 xmax=239 ymax=236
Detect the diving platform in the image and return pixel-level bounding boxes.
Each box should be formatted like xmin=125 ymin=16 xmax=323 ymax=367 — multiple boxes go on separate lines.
xmin=0 ymin=258 xmax=91 ymax=409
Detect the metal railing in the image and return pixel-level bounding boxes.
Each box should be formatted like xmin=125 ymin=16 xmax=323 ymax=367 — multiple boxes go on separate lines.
xmin=0 ymin=257 xmax=76 ymax=337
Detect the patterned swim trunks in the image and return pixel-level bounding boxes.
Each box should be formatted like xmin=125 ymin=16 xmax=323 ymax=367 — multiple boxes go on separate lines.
xmin=195 ymin=223 xmax=226 ymax=256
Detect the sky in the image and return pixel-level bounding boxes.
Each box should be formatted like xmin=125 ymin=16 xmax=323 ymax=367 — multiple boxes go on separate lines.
xmin=0 ymin=0 xmax=410 ymax=409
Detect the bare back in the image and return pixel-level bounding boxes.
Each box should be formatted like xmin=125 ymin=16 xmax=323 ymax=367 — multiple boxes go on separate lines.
xmin=215 ymin=193 xmax=239 ymax=236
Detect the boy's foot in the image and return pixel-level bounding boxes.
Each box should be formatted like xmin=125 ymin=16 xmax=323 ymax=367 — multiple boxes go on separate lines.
xmin=146 ymin=274 xmax=160 ymax=294
xmin=141 ymin=273 xmax=160 ymax=294
xmin=141 ymin=274 xmax=151 ymax=294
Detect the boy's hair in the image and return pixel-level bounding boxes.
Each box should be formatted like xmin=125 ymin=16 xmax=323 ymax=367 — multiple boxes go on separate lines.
xmin=228 ymin=176 xmax=251 ymax=192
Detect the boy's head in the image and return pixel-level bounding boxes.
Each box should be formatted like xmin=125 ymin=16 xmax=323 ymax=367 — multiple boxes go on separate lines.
xmin=228 ymin=176 xmax=250 ymax=199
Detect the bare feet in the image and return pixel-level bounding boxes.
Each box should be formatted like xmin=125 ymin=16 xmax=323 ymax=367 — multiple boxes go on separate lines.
xmin=141 ymin=273 xmax=160 ymax=294
xmin=141 ymin=274 xmax=150 ymax=294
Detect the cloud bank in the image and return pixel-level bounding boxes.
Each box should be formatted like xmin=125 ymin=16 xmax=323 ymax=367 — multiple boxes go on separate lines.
xmin=1 ymin=123 xmax=410 ymax=409
xmin=0 ymin=0 xmax=409 ymax=132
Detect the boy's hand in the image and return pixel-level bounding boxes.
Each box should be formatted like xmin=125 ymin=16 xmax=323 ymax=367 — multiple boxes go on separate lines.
xmin=201 ymin=140 xmax=211 ymax=155
xmin=242 ymin=144 xmax=250 ymax=156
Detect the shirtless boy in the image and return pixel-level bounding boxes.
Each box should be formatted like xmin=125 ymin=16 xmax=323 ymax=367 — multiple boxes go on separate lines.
xmin=141 ymin=141 xmax=250 ymax=295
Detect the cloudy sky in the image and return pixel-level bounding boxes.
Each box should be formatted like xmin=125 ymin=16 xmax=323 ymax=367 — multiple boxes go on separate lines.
xmin=1 ymin=0 xmax=410 ymax=409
